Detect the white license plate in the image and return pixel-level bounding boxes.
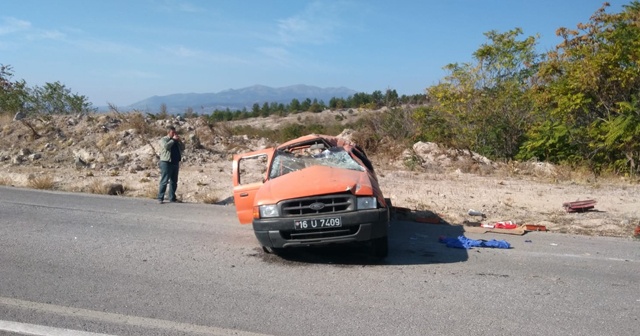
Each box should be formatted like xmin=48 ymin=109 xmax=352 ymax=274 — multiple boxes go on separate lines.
xmin=294 ymin=217 xmax=342 ymax=230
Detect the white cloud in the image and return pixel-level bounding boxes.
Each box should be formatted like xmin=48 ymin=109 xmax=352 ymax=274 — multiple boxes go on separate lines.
xmin=159 ymin=45 xmax=252 ymax=66
xmin=71 ymin=38 xmax=142 ymax=55
xmin=255 ymin=1 xmax=362 ymax=71
xmin=257 ymin=47 xmax=292 ymax=64
xmin=26 ymin=29 xmax=66 ymax=41
xmin=0 ymin=17 xmax=67 ymax=51
xmin=177 ymin=2 xmax=202 ymax=13
xmin=153 ymin=0 xmax=205 ymax=13
xmin=108 ymin=70 xmax=160 ymax=79
xmin=170 ymin=45 xmax=200 ymax=58
xmin=275 ymin=1 xmax=349 ymax=45
xmin=0 ymin=17 xmax=31 ymax=35
xmin=0 ymin=17 xmax=85 ymax=42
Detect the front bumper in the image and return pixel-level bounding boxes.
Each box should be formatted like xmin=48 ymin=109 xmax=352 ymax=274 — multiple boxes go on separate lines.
xmin=252 ymin=208 xmax=389 ymax=248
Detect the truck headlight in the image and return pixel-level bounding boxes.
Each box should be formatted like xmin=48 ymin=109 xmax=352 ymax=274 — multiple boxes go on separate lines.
xmin=259 ymin=204 xmax=280 ymax=218
xmin=357 ymin=196 xmax=377 ymax=209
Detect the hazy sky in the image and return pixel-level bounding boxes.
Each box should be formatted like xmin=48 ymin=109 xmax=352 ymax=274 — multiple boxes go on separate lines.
xmin=0 ymin=0 xmax=626 ymax=106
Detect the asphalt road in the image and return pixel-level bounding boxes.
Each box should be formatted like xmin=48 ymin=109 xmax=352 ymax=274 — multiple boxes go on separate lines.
xmin=0 ymin=186 xmax=638 ymax=336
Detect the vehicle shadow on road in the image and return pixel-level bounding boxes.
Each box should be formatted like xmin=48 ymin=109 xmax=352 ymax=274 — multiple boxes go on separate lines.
xmin=267 ymin=219 xmax=468 ymax=266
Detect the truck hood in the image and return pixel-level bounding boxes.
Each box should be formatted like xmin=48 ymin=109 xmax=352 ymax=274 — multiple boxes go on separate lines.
xmin=255 ymin=165 xmax=373 ymax=205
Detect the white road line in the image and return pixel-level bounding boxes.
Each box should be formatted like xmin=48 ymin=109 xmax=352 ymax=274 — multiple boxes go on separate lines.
xmin=0 ymin=297 xmax=273 ymax=336
xmin=0 ymin=320 xmax=113 ymax=336
xmin=506 ymin=250 xmax=637 ymax=262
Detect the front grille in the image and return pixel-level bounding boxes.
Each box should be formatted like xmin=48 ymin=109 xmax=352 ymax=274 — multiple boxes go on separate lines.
xmin=280 ymin=194 xmax=354 ymax=216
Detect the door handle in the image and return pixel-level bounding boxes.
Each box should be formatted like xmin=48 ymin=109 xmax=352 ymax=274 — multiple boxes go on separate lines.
xmin=240 ymin=192 xmax=248 ymax=197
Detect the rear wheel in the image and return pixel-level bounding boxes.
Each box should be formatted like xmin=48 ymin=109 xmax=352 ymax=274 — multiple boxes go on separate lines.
xmin=370 ymin=236 xmax=388 ymax=259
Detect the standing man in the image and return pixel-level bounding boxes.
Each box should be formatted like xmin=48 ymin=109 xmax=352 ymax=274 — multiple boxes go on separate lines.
xmin=157 ymin=126 xmax=185 ymax=204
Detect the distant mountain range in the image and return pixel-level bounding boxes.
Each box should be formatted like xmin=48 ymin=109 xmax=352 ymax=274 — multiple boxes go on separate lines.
xmin=113 ymin=84 xmax=358 ymax=113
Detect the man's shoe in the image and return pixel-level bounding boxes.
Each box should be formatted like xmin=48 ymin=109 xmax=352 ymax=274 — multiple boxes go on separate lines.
xmin=169 ymin=199 xmax=182 ymax=203
xmin=158 ymin=199 xmax=164 ymax=204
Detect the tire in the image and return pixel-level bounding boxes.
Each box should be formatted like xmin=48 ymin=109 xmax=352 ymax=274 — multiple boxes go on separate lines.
xmin=262 ymin=245 xmax=286 ymax=255
xmin=370 ymin=236 xmax=388 ymax=259
xmin=384 ymin=198 xmax=393 ymax=220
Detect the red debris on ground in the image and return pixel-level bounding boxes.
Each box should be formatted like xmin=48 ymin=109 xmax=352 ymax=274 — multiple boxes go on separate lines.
xmin=563 ymin=199 xmax=597 ymax=213
xmin=493 ymin=221 xmax=518 ymax=229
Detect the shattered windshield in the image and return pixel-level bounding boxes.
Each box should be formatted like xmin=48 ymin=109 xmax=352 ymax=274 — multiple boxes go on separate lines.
xmin=269 ymin=147 xmax=365 ymax=179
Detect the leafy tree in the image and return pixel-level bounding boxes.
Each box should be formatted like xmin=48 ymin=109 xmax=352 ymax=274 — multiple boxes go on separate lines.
xmin=371 ymin=90 xmax=384 ymax=108
xmin=520 ymin=1 xmax=640 ymax=175
xmin=329 ymin=97 xmax=346 ymax=109
xmin=300 ymin=98 xmax=312 ymax=112
xmin=412 ymin=106 xmax=457 ymax=146
xmin=260 ymin=102 xmax=270 ymax=117
xmin=517 ymin=120 xmax=578 ymax=162
xmin=184 ymin=107 xmax=197 ymax=118
xmin=238 ymin=107 xmax=249 ymax=119
xmin=426 ymin=28 xmax=539 ymax=158
xmin=251 ymin=103 xmax=260 ymax=117
xmin=157 ymin=103 xmax=169 ymax=119
xmin=281 ymin=123 xmax=303 ymax=140
xmin=29 ymin=81 xmax=93 ymax=115
xmin=211 ymin=109 xmax=225 ymax=121
xmin=289 ymin=98 xmax=301 ymax=113
xmin=307 ymin=123 xmax=325 ymax=134
xmin=385 ymin=89 xmax=399 ymax=107
xmin=0 ymin=64 xmax=29 ymax=115
xmin=601 ymin=97 xmax=640 ymax=174
xmin=309 ymin=98 xmax=323 ymax=112
xmin=223 ymin=109 xmax=234 ymax=121
xmin=400 ymin=93 xmax=428 ymax=105
xmin=351 ymin=92 xmax=371 ymax=108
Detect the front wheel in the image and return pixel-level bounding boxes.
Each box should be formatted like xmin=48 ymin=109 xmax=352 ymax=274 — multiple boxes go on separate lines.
xmin=370 ymin=236 xmax=388 ymax=259
xmin=262 ymin=245 xmax=286 ymax=255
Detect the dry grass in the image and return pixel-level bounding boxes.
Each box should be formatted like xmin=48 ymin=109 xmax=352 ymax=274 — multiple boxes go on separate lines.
xmin=119 ymin=112 xmax=153 ymax=136
xmin=87 ymin=180 xmax=108 ymax=194
xmin=96 ymin=132 xmax=121 ymax=150
xmin=27 ymin=175 xmax=55 ymax=190
xmin=141 ymin=184 xmax=158 ymax=199
xmin=1 ymin=123 xmax=12 ymax=135
xmin=0 ymin=113 xmax=13 ymax=123
xmin=0 ymin=113 xmax=15 ymax=134
xmin=401 ymin=153 xmax=422 ymax=171
xmin=215 ymin=122 xmax=235 ymax=138
xmin=196 ymin=193 xmax=220 ymax=204
xmin=0 ymin=176 xmax=13 ymax=186
xmin=191 ymin=119 xmax=219 ymax=147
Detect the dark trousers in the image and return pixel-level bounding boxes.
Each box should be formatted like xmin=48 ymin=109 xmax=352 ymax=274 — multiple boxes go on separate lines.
xmin=158 ymin=161 xmax=179 ymax=201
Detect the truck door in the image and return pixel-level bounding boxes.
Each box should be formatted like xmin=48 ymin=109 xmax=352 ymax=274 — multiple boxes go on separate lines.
xmin=232 ymin=149 xmax=273 ymax=224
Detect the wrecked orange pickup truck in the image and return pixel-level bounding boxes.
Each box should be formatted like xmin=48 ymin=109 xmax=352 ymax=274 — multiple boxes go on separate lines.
xmin=232 ymin=134 xmax=390 ymax=258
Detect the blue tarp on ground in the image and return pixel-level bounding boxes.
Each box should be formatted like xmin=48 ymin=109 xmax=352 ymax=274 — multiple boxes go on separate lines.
xmin=439 ymin=235 xmax=511 ymax=249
